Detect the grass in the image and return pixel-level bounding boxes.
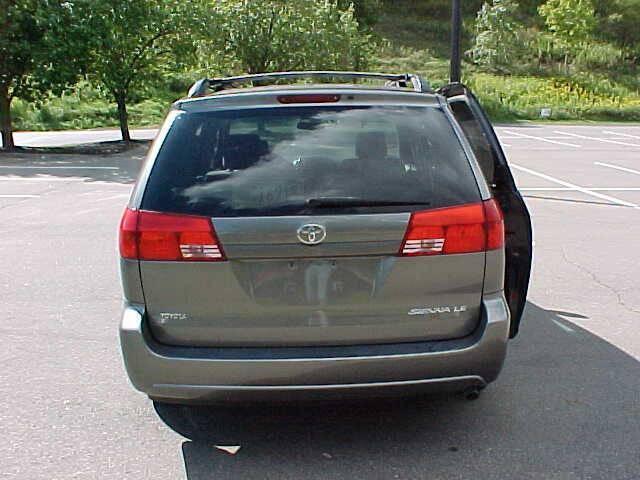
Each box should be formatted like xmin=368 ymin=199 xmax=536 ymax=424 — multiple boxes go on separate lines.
xmin=371 ymin=0 xmax=640 ymax=123
xmin=12 ymin=93 xmax=173 ymax=132
xmin=466 ymin=73 xmax=640 ymax=122
xmin=12 ymin=81 xmax=178 ymax=132
xmin=10 ymin=1 xmax=640 ymax=131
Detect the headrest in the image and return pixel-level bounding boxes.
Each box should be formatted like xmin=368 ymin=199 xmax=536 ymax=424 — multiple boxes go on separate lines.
xmin=223 ymin=134 xmax=269 ymax=169
xmin=355 ymin=131 xmax=387 ymax=161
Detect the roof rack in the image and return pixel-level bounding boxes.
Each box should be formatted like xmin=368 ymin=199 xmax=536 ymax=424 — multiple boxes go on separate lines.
xmin=186 ymin=71 xmax=432 ymax=98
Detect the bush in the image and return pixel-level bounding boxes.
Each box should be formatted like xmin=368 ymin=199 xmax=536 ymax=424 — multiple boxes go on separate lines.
xmin=211 ymin=0 xmax=373 ymax=74
xmin=573 ymin=42 xmax=626 ymax=71
xmin=466 ymin=72 xmax=640 ymax=121
xmin=470 ymin=0 xmax=526 ymax=73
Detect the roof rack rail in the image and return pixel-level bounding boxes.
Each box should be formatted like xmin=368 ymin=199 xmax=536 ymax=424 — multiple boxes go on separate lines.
xmin=186 ymin=71 xmax=432 ymax=98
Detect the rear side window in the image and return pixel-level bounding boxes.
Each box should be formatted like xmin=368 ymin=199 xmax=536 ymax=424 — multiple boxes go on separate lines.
xmin=141 ymin=106 xmax=481 ymax=217
xmin=449 ymin=100 xmax=495 ymax=184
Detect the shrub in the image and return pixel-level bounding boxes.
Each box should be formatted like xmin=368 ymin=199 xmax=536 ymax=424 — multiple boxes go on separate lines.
xmin=470 ymin=0 xmax=526 ymax=73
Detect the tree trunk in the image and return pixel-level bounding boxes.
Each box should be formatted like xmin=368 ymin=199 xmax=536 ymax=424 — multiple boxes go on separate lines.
xmin=0 ymin=85 xmax=15 ymax=150
xmin=116 ymin=93 xmax=131 ymax=143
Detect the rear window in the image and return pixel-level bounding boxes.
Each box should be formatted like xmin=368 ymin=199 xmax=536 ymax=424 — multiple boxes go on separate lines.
xmin=141 ymin=106 xmax=481 ymax=217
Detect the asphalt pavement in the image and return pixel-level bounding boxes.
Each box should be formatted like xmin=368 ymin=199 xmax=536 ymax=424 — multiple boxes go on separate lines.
xmin=1 ymin=125 xmax=639 ymax=479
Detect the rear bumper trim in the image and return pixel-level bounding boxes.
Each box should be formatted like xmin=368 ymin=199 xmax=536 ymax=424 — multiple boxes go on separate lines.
xmin=149 ymin=329 xmax=479 ymax=360
xmin=120 ymin=292 xmax=510 ymax=402
xmin=153 ymin=375 xmax=484 ymax=391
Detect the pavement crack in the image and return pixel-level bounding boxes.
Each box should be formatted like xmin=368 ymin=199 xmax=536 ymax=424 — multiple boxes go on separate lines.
xmin=561 ymin=248 xmax=640 ymax=315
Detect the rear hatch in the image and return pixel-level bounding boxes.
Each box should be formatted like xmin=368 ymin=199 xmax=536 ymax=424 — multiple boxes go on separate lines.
xmin=134 ymin=98 xmax=491 ymax=347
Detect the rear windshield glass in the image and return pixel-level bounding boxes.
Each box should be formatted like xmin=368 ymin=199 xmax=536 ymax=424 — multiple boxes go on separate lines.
xmin=141 ymin=106 xmax=481 ymax=216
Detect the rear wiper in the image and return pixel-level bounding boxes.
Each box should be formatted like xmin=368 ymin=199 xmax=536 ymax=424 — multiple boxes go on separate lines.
xmin=305 ymin=197 xmax=431 ymax=208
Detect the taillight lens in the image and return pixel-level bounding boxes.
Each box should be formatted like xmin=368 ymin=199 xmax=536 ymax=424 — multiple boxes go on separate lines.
xmin=483 ymin=198 xmax=505 ymax=250
xmin=400 ymin=199 xmax=504 ymax=256
xmin=118 ymin=209 xmax=225 ymax=261
xmin=119 ymin=208 xmax=139 ymax=259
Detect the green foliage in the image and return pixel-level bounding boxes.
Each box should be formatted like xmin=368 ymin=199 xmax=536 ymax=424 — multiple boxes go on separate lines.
xmin=470 ymin=0 xmax=525 ymax=73
xmin=8 ymin=0 xmax=640 ymax=133
xmin=538 ymin=0 xmax=596 ymax=46
xmin=597 ymin=0 xmax=640 ymax=50
xmin=0 ymin=0 xmax=91 ymax=99
xmin=0 ymin=0 xmax=92 ymax=147
xmin=337 ymin=0 xmax=382 ymax=28
xmin=572 ymin=41 xmax=626 ymax=71
xmin=467 ymin=72 xmax=640 ymax=121
xmin=211 ymin=0 xmax=372 ymax=74
xmin=87 ymin=0 xmax=205 ymax=140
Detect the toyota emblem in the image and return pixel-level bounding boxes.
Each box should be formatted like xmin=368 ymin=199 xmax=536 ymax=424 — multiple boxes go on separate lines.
xmin=297 ymin=224 xmax=326 ymax=245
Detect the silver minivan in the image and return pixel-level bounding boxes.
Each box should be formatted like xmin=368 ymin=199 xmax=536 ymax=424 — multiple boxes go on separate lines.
xmin=118 ymin=72 xmax=532 ymax=404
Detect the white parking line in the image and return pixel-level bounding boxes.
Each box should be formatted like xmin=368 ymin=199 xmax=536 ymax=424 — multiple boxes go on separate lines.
xmin=0 ymin=177 xmax=81 ymax=182
xmin=503 ymin=130 xmax=581 ymax=148
xmin=551 ymin=318 xmax=575 ymax=333
xmin=603 ymin=130 xmax=640 ymax=141
xmin=0 ymin=194 xmax=40 ymax=198
xmin=555 ymin=131 xmax=640 ymax=147
xmin=521 ymin=187 xmax=640 ymax=191
xmin=510 ymin=163 xmax=638 ymax=208
xmin=89 ymin=193 xmax=130 ymax=203
xmin=74 ymin=207 xmax=106 ymax=216
xmin=595 ymin=162 xmax=640 ymax=176
xmin=0 ymin=166 xmax=118 ymax=170
xmin=503 ymin=135 xmax=619 ymax=140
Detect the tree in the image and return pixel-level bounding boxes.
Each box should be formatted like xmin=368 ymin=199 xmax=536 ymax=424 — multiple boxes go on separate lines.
xmin=212 ymin=0 xmax=372 ymax=74
xmin=470 ymin=0 xmax=525 ymax=73
xmin=538 ymin=0 xmax=596 ymax=72
xmin=336 ymin=0 xmax=381 ymax=29
xmin=0 ymin=0 xmax=90 ymax=150
xmin=597 ymin=0 xmax=640 ymax=51
xmin=89 ymin=1 xmax=201 ymax=142
xmin=538 ymin=0 xmax=595 ymax=46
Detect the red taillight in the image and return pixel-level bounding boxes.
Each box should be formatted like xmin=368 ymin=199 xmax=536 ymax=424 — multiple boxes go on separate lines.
xmin=399 ymin=200 xmax=504 ymax=256
xmin=483 ymin=198 xmax=505 ymax=250
xmin=277 ymin=94 xmax=341 ymax=104
xmin=119 ymin=208 xmax=139 ymax=259
xmin=118 ymin=209 xmax=225 ymax=262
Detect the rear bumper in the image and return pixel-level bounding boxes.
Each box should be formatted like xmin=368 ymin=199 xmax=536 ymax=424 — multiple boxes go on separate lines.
xmin=119 ymin=292 xmax=510 ymax=403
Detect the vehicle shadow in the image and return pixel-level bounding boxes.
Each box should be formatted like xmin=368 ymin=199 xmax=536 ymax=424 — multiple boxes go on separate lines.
xmin=153 ymin=302 xmax=640 ymax=480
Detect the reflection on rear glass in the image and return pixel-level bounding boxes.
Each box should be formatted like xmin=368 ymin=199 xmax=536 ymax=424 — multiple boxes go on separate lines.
xmin=142 ymin=106 xmax=480 ymax=217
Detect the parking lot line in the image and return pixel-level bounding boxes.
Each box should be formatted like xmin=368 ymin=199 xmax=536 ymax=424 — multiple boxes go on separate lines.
xmin=555 ymin=131 xmax=640 ymax=147
xmin=73 ymin=207 xmax=107 ymax=216
xmin=520 ymin=187 xmax=640 ymax=191
xmin=602 ymin=130 xmax=640 ymax=141
xmin=89 ymin=193 xmax=130 ymax=203
xmin=503 ymin=130 xmax=581 ymax=148
xmin=510 ymin=163 xmax=639 ymax=208
xmin=595 ymin=162 xmax=640 ymax=176
xmin=0 ymin=194 xmax=40 ymax=198
xmin=0 ymin=166 xmax=118 ymax=170
xmin=550 ymin=318 xmax=576 ymax=333
xmin=0 ymin=177 xmax=82 ymax=182
xmin=502 ymin=135 xmax=623 ymax=140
